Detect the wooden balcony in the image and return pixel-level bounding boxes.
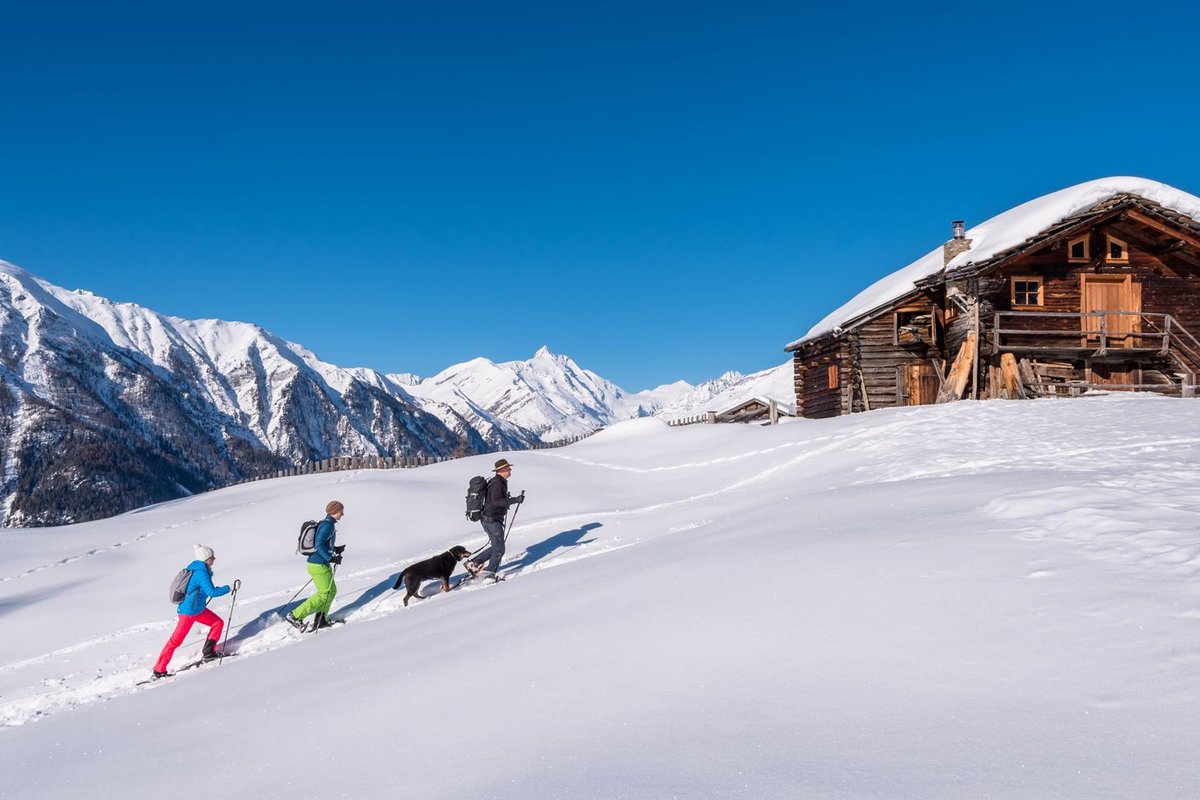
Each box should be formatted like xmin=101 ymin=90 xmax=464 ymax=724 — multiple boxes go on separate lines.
xmin=991 ymin=311 xmax=1200 ymax=396
xmin=992 ymin=310 xmax=1173 ymax=358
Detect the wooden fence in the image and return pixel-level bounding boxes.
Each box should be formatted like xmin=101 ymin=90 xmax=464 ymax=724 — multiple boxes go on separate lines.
xmin=229 ymin=431 xmax=597 ymax=486
xmin=667 ymin=412 xmax=716 ymax=427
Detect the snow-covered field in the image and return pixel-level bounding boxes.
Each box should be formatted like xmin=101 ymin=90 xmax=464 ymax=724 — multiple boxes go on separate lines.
xmin=3 ymin=394 xmax=1199 ymax=799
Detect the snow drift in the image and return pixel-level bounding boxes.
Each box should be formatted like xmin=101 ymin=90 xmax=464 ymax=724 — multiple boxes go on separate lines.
xmin=3 ymin=394 xmax=1199 ymax=798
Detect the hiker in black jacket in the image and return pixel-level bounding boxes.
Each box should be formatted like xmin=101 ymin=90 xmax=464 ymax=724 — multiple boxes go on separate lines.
xmin=466 ymin=458 xmax=523 ymax=578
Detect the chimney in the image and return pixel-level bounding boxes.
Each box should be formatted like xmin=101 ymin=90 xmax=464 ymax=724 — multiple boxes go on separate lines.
xmin=943 ymin=219 xmax=972 ymax=266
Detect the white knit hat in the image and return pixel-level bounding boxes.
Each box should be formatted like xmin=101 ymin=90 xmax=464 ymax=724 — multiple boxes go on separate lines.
xmin=194 ymin=544 xmax=215 ymax=561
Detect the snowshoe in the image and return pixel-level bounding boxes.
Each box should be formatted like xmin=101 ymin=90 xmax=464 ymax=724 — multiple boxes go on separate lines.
xmin=311 ymin=612 xmax=345 ymax=630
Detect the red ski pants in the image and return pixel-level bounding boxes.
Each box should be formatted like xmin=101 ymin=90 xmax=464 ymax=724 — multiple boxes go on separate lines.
xmin=153 ymin=608 xmax=224 ymax=672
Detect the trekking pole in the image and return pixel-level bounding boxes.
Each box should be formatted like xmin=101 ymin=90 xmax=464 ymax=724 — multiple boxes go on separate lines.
xmin=219 ymin=579 xmax=241 ymax=665
xmin=503 ymin=491 xmax=525 ymax=545
xmin=469 ymin=522 xmax=496 ymax=559
xmin=284 ymin=577 xmax=313 ymax=607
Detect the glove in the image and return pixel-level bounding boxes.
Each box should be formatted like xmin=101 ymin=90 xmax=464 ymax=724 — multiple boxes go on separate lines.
xmin=330 ymin=555 xmax=343 ymax=565
xmin=511 ymin=494 xmax=524 ymax=505
xmin=334 ymin=545 xmax=346 ymax=554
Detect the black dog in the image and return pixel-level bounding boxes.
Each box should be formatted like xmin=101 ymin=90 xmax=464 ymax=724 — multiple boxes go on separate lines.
xmin=393 ymin=545 xmax=472 ymax=606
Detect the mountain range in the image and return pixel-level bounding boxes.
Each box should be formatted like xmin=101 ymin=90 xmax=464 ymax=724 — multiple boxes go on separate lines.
xmin=0 ymin=260 xmax=791 ymax=526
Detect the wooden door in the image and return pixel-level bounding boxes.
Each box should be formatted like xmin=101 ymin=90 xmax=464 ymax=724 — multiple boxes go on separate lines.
xmin=1081 ymin=275 xmax=1140 ymax=387
xmin=903 ymin=363 xmax=939 ymax=405
xmin=1081 ymin=275 xmax=1138 ymax=348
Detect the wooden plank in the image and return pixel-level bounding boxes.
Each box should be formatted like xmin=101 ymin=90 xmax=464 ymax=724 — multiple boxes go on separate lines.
xmin=937 ymin=332 xmax=977 ymax=403
xmin=987 ymin=364 xmax=1001 ymax=399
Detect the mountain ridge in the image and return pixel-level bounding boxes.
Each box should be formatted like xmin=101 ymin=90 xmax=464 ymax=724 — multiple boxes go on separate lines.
xmin=0 ymin=260 xmax=791 ymax=526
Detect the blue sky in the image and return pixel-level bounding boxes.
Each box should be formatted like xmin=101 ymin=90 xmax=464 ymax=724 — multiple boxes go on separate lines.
xmin=2 ymin=1 xmax=1199 ymax=390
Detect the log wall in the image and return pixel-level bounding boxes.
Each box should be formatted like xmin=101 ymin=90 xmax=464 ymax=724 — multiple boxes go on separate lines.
xmin=793 ymin=336 xmax=845 ymax=418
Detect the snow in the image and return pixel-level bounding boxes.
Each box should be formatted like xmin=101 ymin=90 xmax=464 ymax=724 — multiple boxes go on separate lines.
xmin=3 ymin=393 xmax=1200 ymax=797
xmin=586 ymin=416 xmax=671 ymax=441
xmin=789 ymin=176 xmax=1200 ymax=349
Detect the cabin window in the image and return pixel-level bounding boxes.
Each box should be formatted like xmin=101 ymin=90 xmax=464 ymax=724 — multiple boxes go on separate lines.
xmin=1068 ymin=236 xmax=1089 ymax=262
xmin=894 ymin=308 xmax=933 ymax=348
xmin=1011 ymin=277 xmax=1042 ymax=307
xmin=827 ymin=365 xmax=839 ymax=389
xmin=1106 ymin=235 xmax=1129 ymax=263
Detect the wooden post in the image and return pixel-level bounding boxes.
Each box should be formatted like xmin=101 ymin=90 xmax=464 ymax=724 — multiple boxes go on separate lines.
xmin=769 ymin=399 xmax=778 ymax=425
xmin=1017 ymin=359 xmax=1039 ymax=397
xmin=971 ymin=302 xmax=980 ymax=400
xmin=937 ymin=332 xmax=977 ymax=403
xmin=707 ymin=411 xmax=717 ymax=424
xmin=999 ymin=353 xmax=1026 ymax=400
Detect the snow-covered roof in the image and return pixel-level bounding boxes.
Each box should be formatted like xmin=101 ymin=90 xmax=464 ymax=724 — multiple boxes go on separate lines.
xmin=713 ymin=395 xmax=793 ymax=418
xmin=786 ymin=177 xmax=1200 ymax=351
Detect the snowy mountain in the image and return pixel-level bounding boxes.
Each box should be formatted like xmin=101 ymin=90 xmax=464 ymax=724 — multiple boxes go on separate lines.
xmin=0 ymin=261 xmax=479 ymax=526
xmin=405 ymin=346 xmax=632 ymax=445
xmin=0 ymin=259 xmax=795 ymax=526
xmin=3 ymin=395 xmax=1199 ymax=798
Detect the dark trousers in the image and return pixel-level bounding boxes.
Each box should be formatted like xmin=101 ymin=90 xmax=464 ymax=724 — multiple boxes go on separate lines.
xmin=471 ymin=520 xmax=506 ymax=573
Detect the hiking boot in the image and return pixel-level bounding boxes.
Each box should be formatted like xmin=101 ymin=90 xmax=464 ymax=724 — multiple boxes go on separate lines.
xmin=152 ymin=670 xmax=170 ymax=680
xmin=284 ymin=613 xmax=307 ymax=631
xmin=465 ymin=562 xmax=482 ymax=577
xmin=313 ymin=613 xmax=336 ymax=630
xmin=202 ymin=639 xmax=219 ymax=661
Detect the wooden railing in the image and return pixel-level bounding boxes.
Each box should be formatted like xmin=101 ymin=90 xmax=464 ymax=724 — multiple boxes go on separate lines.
xmin=992 ymin=310 xmax=1200 ymax=397
xmin=991 ymin=310 xmax=1172 ymax=354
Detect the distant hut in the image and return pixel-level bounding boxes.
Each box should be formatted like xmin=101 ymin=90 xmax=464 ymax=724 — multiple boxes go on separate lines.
xmin=713 ymin=396 xmax=793 ymax=424
xmin=785 ymin=177 xmax=1200 ymax=418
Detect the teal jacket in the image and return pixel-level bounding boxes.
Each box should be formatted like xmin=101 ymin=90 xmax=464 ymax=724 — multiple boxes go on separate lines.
xmin=176 ymin=560 xmax=231 ymax=616
xmin=306 ymin=516 xmax=338 ymax=564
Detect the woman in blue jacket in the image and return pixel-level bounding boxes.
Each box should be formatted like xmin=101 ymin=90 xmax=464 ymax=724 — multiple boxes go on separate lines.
xmin=152 ymin=544 xmax=232 ymax=678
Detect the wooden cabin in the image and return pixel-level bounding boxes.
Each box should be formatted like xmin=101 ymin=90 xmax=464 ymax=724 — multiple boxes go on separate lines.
xmin=785 ymin=179 xmax=1200 ymax=419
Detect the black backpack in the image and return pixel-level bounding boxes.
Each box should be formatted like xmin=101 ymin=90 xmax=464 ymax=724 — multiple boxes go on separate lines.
xmin=169 ymin=568 xmax=194 ymax=604
xmin=465 ymin=476 xmax=490 ymax=521
xmin=297 ymin=520 xmax=320 ymax=556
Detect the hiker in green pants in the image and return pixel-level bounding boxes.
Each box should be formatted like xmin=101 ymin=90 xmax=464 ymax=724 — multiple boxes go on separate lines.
xmin=286 ymin=500 xmax=345 ymax=632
